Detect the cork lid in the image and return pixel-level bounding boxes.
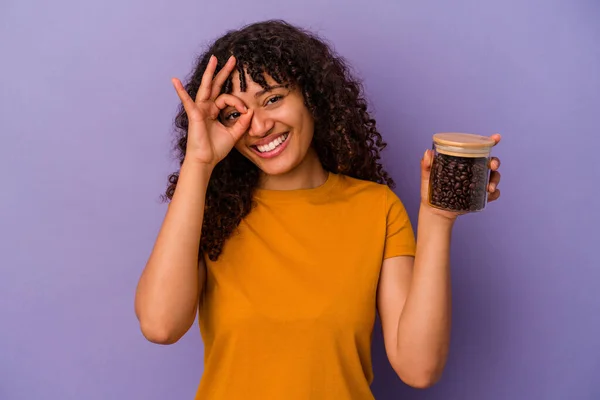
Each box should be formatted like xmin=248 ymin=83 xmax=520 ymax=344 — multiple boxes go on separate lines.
xmin=432 ymin=133 xmax=496 ymax=157
xmin=433 ymin=133 xmax=496 ymax=148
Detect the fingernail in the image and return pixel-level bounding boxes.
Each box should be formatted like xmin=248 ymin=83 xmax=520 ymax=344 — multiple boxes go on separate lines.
xmin=490 ymin=184 xmax=496 ymax=192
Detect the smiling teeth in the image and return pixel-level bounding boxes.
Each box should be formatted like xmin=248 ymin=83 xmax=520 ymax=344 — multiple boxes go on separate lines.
xmin=257 ymin=133 xmax=289 ymax=153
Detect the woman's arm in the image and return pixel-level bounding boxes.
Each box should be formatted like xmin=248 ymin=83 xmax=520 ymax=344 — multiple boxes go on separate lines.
xmin=378 ymin=136 xmax=502 ymax=387
xmin=134 ymin=161 xmax=212 ymax=345
xmin=377 ymin=208 xmax=453 ymax=388
xmin=134 ymin=55 xmax=253 ymax=345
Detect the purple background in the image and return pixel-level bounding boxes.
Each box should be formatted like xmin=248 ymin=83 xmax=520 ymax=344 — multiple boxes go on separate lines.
xmin=1 ymin=0 xmax=599 ymax=399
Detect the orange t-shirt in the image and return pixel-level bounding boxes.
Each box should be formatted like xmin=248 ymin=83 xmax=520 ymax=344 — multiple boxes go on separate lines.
xmin=195 ymin=172 xmax=416 ymax=399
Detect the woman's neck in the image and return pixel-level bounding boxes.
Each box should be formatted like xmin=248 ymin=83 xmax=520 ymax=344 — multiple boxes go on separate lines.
xmin=258 ymin=148 xmax=328 ymax=191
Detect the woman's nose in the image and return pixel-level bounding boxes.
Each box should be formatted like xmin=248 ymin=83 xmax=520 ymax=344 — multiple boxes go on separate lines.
xmin=247 ymin=109 xmax=275 ymax=138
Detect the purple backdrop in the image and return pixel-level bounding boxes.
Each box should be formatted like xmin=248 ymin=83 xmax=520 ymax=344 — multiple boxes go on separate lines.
xmin=1 ymin=0 xmax=599 ymax=399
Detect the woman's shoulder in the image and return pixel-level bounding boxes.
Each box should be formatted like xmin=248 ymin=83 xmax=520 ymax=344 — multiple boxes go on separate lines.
xmin=335 ymin=173 xmax=410 ymax=210
xmin=336 ymin=173 xmax=391 ymax=192
xmin=335 ymin=173 xmax=397 ymax=201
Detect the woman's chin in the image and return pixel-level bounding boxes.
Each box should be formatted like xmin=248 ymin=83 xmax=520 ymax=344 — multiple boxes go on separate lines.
xmin=252 ymin=153 xmax=301 ymax=176
xmin=257 ymin=162 xmax=296 ymax=177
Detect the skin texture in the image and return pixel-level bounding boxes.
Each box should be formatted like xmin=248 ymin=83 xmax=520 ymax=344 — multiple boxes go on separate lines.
xmin=134 ymin=19 xmax=503 ymax=389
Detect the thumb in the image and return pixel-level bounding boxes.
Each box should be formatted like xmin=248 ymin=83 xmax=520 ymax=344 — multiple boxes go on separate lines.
xmin=421 ymin=149 xmax=433 ymax=175
xmin=420 ymin=149 xmax=434 ymax=201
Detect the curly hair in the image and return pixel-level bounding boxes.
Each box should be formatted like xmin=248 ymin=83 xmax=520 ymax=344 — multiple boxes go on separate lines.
xmin=165 ymin=19 xmax=394 ymax=261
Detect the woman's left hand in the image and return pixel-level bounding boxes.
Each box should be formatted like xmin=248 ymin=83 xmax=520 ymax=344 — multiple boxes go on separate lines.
xmin=420 ymin=133 xmax=502 ymax=221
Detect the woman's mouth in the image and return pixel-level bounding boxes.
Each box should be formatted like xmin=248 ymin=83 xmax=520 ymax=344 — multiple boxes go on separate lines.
xmin=251 ymin=132 xmax=290 ymax=159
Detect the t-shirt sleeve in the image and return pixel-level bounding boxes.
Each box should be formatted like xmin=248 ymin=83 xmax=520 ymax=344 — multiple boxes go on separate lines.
xmin=383 ymin=187 xmax=416 ymax=259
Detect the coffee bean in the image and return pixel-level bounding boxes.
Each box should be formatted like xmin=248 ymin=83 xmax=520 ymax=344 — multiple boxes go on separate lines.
xmin=429 ymin=152 xmax=489 ymax=212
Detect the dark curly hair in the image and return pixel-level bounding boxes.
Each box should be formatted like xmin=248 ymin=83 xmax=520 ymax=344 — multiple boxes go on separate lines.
xmin=165 ymin=19 xmax=394 ymax=261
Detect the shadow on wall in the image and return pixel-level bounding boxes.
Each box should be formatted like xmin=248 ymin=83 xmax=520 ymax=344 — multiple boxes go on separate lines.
xmin=370 ymin=218 xmax=514 ymax=400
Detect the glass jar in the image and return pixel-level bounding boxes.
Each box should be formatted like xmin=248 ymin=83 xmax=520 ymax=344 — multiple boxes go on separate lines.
xmin=429 ymin=133 xmax=496 ymax=213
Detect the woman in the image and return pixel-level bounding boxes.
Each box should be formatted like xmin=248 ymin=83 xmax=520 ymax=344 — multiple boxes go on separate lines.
xmin=134 ymin=19 xmax=502 ymax=399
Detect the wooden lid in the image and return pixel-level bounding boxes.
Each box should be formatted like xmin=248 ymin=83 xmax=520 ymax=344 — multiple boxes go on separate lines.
xmin=433 ymin=133 xmax=496 ymax=149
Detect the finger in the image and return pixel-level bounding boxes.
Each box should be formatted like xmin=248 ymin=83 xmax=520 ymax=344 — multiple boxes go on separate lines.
xmin=489 ymin=157 xmax=501 ymax=170
xmin=210 ymin=55 xmax=237 ymax=99
xmin=488 ymin=188 xmax=501 ymax=202
xmin=421 ymin=149 xmax=434 ymax=171
xmin=228 ymin=108 xmax=254 ymax=140
xmin=214 ymin=94 xmax=248 ymax=114
xmin=488 ymin=171 xmax=501 ymax=192
xmin=196 ymin=55 xmax=217 ymax=103
xmin=172 ymin=78 xmax=197 ymax=115
xmin=420 ymin=150 xmax=433 ymax=201
xmin=490 ymin=133 xmax=502 ymax=145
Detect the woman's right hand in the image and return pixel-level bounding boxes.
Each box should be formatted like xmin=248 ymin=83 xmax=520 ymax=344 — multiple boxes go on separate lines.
xmin=171 ymin=55 xmax=253 ymax=167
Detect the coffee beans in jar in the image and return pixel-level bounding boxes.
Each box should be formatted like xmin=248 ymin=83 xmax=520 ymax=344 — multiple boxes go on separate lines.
xmin=428 ymin=133 xmax=496 ymax=213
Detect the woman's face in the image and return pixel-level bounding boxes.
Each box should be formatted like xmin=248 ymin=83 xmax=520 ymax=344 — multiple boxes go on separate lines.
xmin=220 ymin=71 xmax=315 ymax=177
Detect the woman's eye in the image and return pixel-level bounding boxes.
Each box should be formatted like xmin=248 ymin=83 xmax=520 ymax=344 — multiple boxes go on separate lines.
xmin=266 ymin=95 xmax=283 ymax=105
xmin=225 ymin=111 xmax=241 ymax=121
